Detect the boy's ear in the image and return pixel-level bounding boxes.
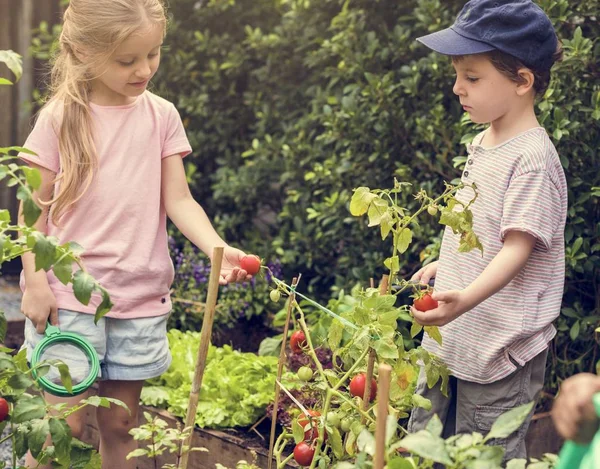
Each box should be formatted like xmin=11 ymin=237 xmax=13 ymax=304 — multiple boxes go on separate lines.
xmin=516 ymin=68 xmax=535 ymax=96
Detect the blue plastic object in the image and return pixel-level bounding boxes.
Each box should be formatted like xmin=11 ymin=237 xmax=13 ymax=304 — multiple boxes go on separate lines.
xmin=556 ymin=393 xmax=600 ymax=469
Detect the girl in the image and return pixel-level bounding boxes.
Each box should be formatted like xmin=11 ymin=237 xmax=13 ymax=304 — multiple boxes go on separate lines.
xmin=18 ymin=1 xmax=253 ymax=467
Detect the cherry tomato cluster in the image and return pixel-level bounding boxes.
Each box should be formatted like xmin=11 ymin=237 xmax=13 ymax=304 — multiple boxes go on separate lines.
xmin=294 ymin=409 xmax=326 ymax=466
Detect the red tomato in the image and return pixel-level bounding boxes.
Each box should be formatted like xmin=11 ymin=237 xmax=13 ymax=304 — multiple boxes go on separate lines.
xmin=349 ymin=373 xmax=377 ymax=402
xmin=240 ymin=255 xmax=261 ymax=275
xmin=293 ymin=441 xmax=316 ymax=467
xmin=298 ymin=410 xmax=326 ymax=442
xmin=290 ymin=330 xmax=307 ymax=354
xmin=0 ymin=398 xmax=8 ymax=422
xmin=414 ymin=293 xmax=438 ymax=312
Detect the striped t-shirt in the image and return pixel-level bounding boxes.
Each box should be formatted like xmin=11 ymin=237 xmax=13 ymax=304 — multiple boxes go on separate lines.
xmin=421 ymin=127 xmax=568 ymax=384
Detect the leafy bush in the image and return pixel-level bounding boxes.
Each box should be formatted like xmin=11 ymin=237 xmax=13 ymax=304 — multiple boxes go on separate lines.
xmin=153 ymin=0 xmax=600 ymax=395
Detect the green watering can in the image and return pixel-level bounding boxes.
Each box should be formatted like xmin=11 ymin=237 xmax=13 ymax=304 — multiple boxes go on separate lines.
xmin=556 ymin=393 xmax=600 ymax=469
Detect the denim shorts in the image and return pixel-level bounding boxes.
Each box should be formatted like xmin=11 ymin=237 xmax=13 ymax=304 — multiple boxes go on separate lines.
xmin=22 ymin=309 xmax=172 ymax=381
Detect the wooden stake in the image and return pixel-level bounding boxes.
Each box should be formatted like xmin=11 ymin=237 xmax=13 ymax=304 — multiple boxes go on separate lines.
xmin=374 ymin=363 xmax=392 ymax=469
xmin=179 ymin=247 xmax=224 ymax=469
xmin=362 ymin=276 xmax=389 ymax=416
xmin=267 ymin=276 xmax=299 ymax=469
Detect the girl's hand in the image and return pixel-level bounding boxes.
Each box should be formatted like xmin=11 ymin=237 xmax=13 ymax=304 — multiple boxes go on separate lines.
xmin=552 ymin=373 xmax=600 ymax=444
xmin=217 ymin=246 xmax=253 ymax=285
xmin=21 ymin=285 xmax=58 ymax=334
xmin=411 ymin=260 xmax=438 ymax=286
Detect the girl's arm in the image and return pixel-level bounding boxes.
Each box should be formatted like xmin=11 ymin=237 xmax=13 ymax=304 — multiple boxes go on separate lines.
xmin=161 ymin=154 xmax=249 ymax=285
xmin=19 ymin=162 xmax=59 ymax=332
xmin=412 ymin=230 xmax=537 ymax=326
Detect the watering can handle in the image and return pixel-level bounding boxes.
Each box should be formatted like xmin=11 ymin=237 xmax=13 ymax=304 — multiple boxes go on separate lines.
xmin=556 ymin=393 xmax=600 ymax=469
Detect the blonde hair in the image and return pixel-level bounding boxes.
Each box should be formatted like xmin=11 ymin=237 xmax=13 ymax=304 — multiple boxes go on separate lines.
xmin=44 ymin=0 xmax=166 ymax=224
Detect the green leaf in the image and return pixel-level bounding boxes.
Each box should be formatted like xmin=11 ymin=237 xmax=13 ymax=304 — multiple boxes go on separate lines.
xmin=94 ymin=288 xmax=113 ymax=324
xmin=387 ymin=457 xmax=414 ymax=469
xmin=7 ymin=372 xmax=34 ymax=391
xmin=58 ymin=362 xmax=74 ymax=393
xmin=12 ymin=395 xmax=47 ymax=423
xmin=73 ymin=270 xmax=96 ymax=305
xmin=412 ymin=394 xmax=432 ymax=411
xmin=373 ymin=338 xmax=398 ymax=360
xmin=484 ymin=401 xmax=535 ymax=442
xmin=32 ymin=234 xmax=57 ymax=271
xmin=410 ymin=321 xmax=423 ymax=338
xmin=367 ymin=197 xmax=389 ymax=227
xmin=396 ymin=228 xmax=412 ymax=254
xmin=356 ymin=429 xmax=375 ymax=456
xmin=350 ymin=187 xmax=376 ymax=216
xmin=257 ymin=336 xmax=281 ymax=357
xmin=330 ymin=427 xmax=344 ymax=459
xmin=49 ymin=417 xmax=72 ymax=464
xmin=53 ymin=257 xmax=73 ymax=285
xmin=397 ymin=430 xmax=452 ymax=465
xmin=28 ymin=419 xmax=50 ymax=457
xmin=21 ymin=166 xmax=42 ymax=190
xmin=0 ymin=311 xmax=6 ymax=343
xmin=424 ymin=326 xmax=442 ymax=346
xmin=23 ymin=197 xmax=42 ymax=226
xmin=292 ymin=418 xmax=304 ymax=444
xmin=380 ymin=211 xmax=393 ymax=240
xmin=425 ymin=414 xmax=443 ymax=437
xmin=0 ymin=50 xmax=23 ymax=81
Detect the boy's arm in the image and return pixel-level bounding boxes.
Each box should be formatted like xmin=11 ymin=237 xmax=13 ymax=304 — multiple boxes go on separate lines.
xmin=161 ymin=154 xmax=250 ymax=285
xmin=412 ymin=230 xmax=536 ymax=326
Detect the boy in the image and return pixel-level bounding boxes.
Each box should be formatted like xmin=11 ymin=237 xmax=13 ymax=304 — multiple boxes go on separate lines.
xmin=408 ymin=0 xmax=567 ymax=461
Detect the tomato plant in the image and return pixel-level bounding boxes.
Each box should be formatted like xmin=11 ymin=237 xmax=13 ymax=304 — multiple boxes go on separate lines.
xmin=414 ymin=293 xmax=438 ymax=312
xmin=290 ymin=330 xmax=307 ymax=354
xmin=349 ymin=373 xmax=377 ymax=402
xmin=240 ymin=255 xmax=261 ymax=275
xmin=293 ymin=441 xmax=315 ymax=466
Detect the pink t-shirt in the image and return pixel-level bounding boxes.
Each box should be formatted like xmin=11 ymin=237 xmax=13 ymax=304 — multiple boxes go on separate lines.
xmin=19 ymin=91 xmax=192 ymax=318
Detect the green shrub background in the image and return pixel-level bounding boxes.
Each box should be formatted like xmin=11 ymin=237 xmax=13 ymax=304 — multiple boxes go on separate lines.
xmin=153 ymin=0 xmax=599 ymax=394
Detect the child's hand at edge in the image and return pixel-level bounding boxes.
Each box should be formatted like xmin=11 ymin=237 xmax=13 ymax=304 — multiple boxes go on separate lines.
xmin=411 ymin=260 xmax=438 ymax=286
xmin=552 ymin=373 xmax=600 ymax=444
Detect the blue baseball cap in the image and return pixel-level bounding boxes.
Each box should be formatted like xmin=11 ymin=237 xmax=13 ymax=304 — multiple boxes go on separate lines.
xmin=417 ymin=0 xmax=558 ymax=71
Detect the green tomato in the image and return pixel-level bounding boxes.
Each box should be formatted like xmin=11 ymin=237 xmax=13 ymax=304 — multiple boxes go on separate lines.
xmin=340 ymin=418 xmax=353 ymax=433
xmin=427 ymin=205 xmax=438 ymax=216
xmin=298 ymin=366 xmax=313 ymax=382
xmin=326 ymin=412 xmax=341 ymax=428
xmin=269 ymin=289 xmax=281 ymax=303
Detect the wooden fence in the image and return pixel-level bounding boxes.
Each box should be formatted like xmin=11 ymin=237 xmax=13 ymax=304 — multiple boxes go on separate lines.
xmin=0 ymin=0 xmax=62 ymax=273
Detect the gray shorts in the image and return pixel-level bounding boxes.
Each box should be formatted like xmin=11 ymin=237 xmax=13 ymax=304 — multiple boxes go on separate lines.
xmin=407 ymin=348 xmax=548 ymax=462
xmin=23 ymin=309 xmax=172 ymax=381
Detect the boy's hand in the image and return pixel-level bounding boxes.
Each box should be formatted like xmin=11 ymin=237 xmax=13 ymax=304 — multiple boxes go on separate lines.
xmin=552 ymin=373 xmax=600 ymax=444
xmin=217 ymin=246 xmax=254 ymax=285
xmin=411 ymin=289 xmax=469 ymax=326
xmin=411 ymin=261 xmax=438 ymax=286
